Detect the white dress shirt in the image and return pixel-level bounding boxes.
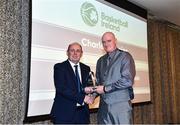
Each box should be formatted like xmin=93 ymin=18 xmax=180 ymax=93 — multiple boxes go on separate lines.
xmin=68 ymin=60 xmax=84 ymax=106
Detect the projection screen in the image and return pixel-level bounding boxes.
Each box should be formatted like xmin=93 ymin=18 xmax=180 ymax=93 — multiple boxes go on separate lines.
xmin=27 ymin=0 xmax=150 ymax=117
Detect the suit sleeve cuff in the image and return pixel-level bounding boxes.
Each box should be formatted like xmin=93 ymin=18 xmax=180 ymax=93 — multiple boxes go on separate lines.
xmin=77 ymin=93 xmax=85 ymax=104
xmin=104 ymin=84 xmax=112 ymax=93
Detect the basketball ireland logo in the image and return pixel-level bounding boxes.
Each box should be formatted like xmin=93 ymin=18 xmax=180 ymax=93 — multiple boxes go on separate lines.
xmin=80 ymin=2 xmax=98 ymax=27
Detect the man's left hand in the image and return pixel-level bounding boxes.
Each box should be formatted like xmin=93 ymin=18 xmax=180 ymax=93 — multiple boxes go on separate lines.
xmin=95 ymin=85 xmax=105 ymax=94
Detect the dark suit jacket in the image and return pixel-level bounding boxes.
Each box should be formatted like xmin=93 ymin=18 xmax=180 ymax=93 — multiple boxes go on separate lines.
xmin=50 ymin=60 xmax=91 ymax=124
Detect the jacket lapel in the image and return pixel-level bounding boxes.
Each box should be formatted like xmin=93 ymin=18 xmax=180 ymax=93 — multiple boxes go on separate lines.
xmin=103 ymin=54 xmax=109 ymax=74
xmin=80 ymin=63 xmax=85 ymax=85
xmin=65 ymin=60 xmax=77 ymax=86
xmin=106 ymin=50 xmax=121 ymax=71
xmin=80 ymin=63 xmax=89 ymax=87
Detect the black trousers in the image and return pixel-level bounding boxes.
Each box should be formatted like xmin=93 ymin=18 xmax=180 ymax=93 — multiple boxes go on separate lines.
xmin=52 ymin=106 xmax=90 ymax=124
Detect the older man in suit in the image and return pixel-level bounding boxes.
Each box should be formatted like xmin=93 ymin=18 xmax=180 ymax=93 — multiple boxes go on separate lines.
xmin=50 ymin=42 xmax=94 ymax=124
xmin=95 ymin=32 xmax=136 ymax=124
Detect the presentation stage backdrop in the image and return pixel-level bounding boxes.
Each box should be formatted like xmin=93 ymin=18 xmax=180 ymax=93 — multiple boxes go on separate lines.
xmin=27 ymin=0 xmax=150 ymax=117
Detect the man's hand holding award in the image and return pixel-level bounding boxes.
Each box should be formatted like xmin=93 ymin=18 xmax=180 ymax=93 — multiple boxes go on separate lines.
xmin=83 ymin=71 xmax=98 ymax=104
xmin=84 ymin=71 xmax=105 ymax=95
xmin=84 ymin=71 xmax=97 ymax=94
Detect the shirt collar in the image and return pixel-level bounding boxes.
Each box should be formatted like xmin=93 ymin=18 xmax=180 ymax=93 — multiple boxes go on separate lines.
xmin=68 ymin=59 xmax=80 ymax=67
xmin=107 ymin=48 xmax=118 ymax=59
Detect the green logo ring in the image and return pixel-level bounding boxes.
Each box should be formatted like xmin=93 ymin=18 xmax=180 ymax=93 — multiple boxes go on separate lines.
xmin=81 ymin=2 xmax=98 ymax=26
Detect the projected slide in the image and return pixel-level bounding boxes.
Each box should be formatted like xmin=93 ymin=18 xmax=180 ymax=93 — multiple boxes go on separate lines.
xmin=28 ymin=0 xmax=150 ymax=117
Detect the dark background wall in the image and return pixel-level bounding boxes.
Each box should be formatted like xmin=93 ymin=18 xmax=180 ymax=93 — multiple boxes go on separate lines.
xmin=132 ymin=18 xmax=180 ymax=124
xmin=0 ymin=0 xmax=179 ymax=124
xmin=0 ymin=0 xmax=30 ymax=123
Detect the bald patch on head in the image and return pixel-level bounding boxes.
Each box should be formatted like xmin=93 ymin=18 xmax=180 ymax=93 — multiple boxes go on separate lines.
xmin=102 ymin=32 xmax=116 ymax=40
xmin=67 ymin=42 xmax=82 ymax=52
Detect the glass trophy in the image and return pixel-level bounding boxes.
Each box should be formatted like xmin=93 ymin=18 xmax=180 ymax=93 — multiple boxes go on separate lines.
xmin=89 ymin=71 xmax=97 ymax=91
xmin=87 ymin=71 xmax=97 ymax=93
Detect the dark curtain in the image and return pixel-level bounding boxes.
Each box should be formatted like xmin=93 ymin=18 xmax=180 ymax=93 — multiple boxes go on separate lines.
xmin=133 ymin=16 xmax=180 ymax=124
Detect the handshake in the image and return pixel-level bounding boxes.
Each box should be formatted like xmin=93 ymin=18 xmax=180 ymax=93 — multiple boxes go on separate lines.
xmin=83 ymin=85 xmax=104 ymax=104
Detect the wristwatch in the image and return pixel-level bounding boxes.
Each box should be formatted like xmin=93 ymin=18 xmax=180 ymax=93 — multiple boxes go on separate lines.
xmin=103 ymin=86 xmax=107 ymax=93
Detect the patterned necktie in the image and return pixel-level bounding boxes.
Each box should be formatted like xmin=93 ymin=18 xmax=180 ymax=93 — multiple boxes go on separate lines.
xmin=74 ymin=65 xmax=81 ymax=93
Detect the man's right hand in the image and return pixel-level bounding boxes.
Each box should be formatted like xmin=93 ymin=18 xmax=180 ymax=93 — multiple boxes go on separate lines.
xmin=84 ymin=95 xmax=95 ymax=104
xmin=84 ymin=87 xmax=95 ymax=94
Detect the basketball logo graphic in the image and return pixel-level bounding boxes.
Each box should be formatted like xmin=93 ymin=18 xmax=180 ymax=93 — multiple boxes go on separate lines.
xmin=81 ymin=2 xmax=98 ymax=26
